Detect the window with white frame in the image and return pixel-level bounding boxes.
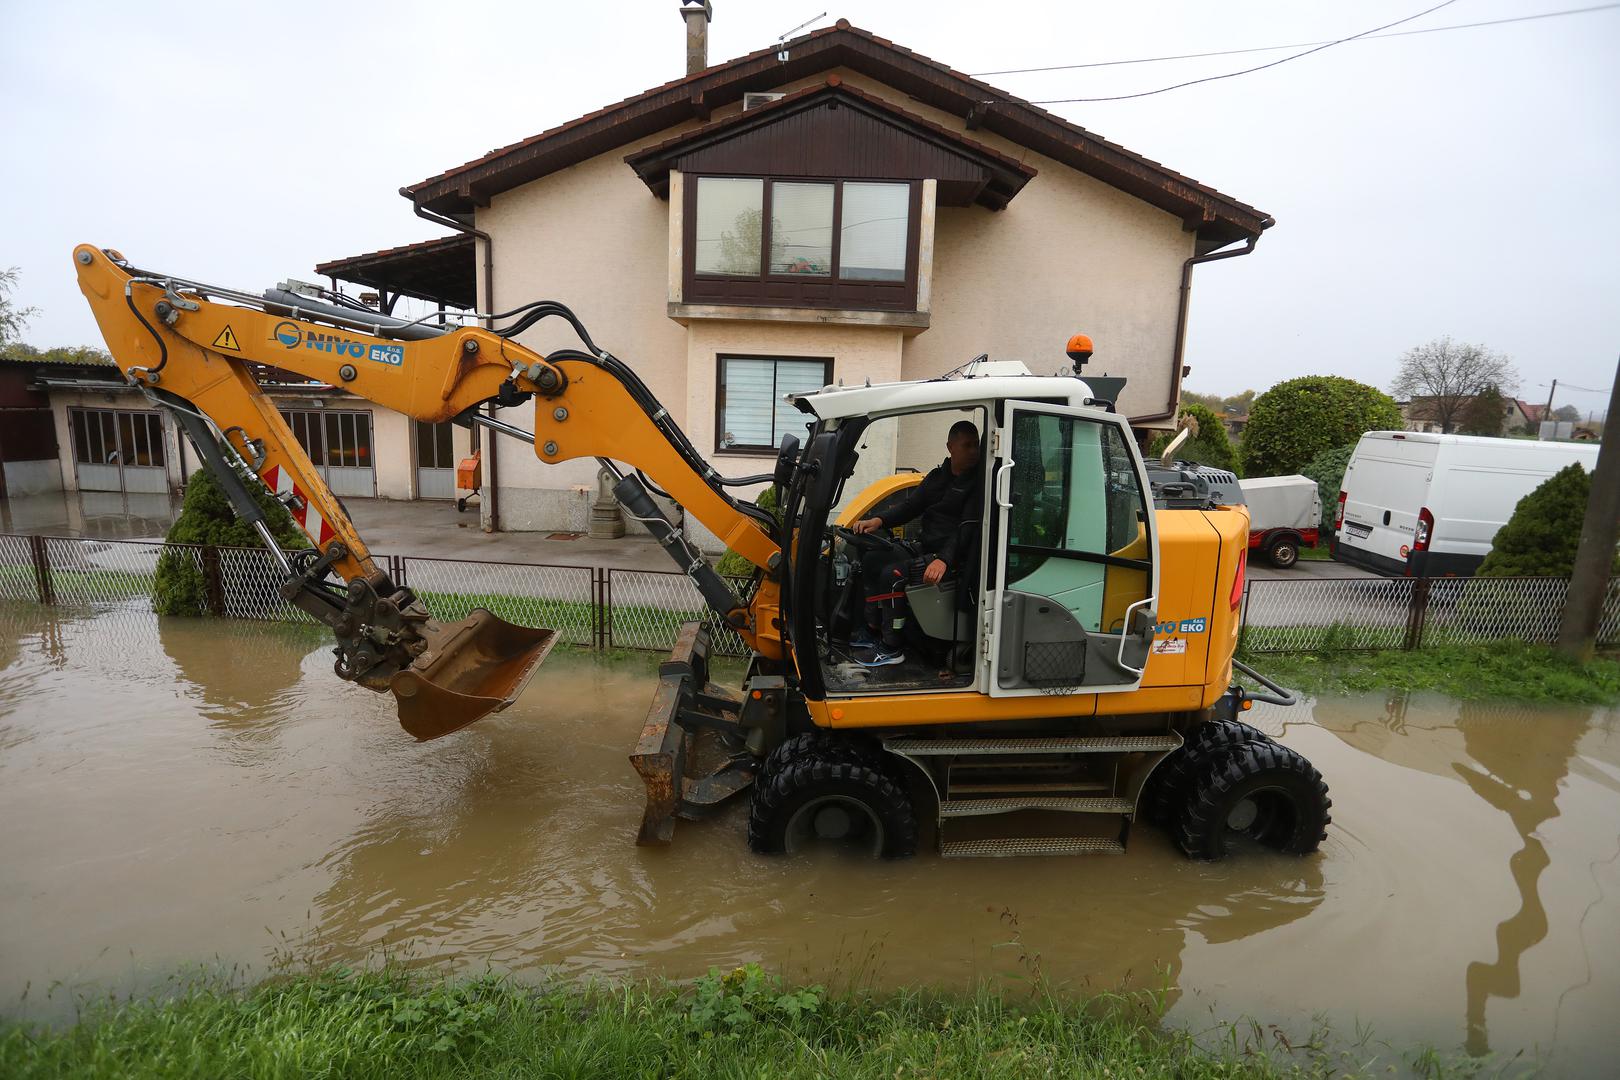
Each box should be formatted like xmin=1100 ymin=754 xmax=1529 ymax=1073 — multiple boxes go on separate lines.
xmin=715 ymin=355 xmax=830 ymax=453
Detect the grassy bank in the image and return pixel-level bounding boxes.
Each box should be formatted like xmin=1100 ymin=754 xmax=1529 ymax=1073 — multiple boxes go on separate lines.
xmin=1240 ymin=640 xmax=1620 ymax=705
xmin=0 ymin=966 xmax=1465 ymax=1080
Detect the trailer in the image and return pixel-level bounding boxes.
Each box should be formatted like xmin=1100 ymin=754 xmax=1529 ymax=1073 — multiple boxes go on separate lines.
xmin=1238 ymin=474 xmax=1320 ymax=569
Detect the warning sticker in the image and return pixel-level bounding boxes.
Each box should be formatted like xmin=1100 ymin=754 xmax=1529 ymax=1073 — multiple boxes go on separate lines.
xmin=1151 ymin=638 xmax=1187 ymax=655
xmin=212 ymin=325 xmax=242 ymax=351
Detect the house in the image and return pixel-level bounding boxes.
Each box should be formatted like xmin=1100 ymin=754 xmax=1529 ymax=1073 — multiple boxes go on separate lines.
xmin=1 ymin=349 xmax=472 ymax=508
xmin=315 ymin=7 xmax=1271 ymax=546
xmin=1400 ymin=394 xmax=1529 ymax=435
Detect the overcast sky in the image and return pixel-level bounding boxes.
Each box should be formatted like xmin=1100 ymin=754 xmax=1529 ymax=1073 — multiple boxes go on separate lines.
xmin=3 ymin=0 xmax=1615 ymax=416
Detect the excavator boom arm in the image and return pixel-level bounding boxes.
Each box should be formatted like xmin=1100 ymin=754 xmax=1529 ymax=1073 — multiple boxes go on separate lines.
xmin=73 ymin=245 xmax=783 ymax=739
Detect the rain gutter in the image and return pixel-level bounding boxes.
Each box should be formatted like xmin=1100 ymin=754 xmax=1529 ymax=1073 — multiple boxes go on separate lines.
xmin=409 ymin=197 xmax=501 ymax=532
xmin=1134 ymin=220 xmax=1273 ymax=427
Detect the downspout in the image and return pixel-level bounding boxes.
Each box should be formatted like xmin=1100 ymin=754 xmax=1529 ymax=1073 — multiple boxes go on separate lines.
xmin=409 ymin=196 xmax=501 ymax=532
xmin=1132 ymin=218 xmax=1273 ymax=427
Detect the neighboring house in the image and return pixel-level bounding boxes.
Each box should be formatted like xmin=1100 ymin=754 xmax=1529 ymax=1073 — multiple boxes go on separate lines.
xmin=1221 ymin=412 xmax=1248 ymax=439
xmin=315 ymin=9 xmax=1271 ymax=544
xmin=0 ymin=351 xmax=471 ymax=506
xmin=1400 ymin=395 xmax=1526 ymax=435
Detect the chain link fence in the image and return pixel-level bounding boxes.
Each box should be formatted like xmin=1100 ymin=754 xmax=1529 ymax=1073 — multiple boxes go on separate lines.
xmin=1239 ymin=574 xmax=1620 ymax=653
xmin=398 ymin=556 xmax=596 ymax=647
xmin=2 ymin=531 xmax=1615 ymax=659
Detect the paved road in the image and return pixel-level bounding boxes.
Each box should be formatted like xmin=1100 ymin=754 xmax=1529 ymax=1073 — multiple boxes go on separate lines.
xmin=1248 ymin=555 xmax=1379 ymax=582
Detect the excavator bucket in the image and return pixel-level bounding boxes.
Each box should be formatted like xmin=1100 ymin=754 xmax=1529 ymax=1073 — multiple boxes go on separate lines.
xmin=389 ymin=609 xmax=557 ymax=740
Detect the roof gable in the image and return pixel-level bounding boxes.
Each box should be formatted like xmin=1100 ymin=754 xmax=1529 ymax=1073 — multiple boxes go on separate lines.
xmin=402 ymin=20 xmax=1271 ymax=249
xmin=624 ymin=79 xmax=1035 ymax=209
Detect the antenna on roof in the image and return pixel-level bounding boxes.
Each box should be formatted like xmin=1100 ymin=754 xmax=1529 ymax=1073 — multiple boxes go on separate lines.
xmin=777 ymin=11 xmax=827 ymax=61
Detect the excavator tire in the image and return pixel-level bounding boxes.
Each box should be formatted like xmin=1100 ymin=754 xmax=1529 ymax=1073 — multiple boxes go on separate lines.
xmin=748 ymin=755 xmax=917 ymax=859
xmin=763 ymin=732 xmax=893 ymax=779
xmin=1140 ymin=719 xmax=1269 ymax=826
xmin=1175 ymin=741 xmax=1331 ymax=860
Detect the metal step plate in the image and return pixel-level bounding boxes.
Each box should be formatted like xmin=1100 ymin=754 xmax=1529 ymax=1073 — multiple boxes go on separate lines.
xmin=942 ymin=836 xmax=1127 ymax=858
xmin=946 ymin=780 xmax=1111 ymax=795
xmin=888 ymin=735 xmax=1179 ymax=756
xmin=940 ymin=796 xmax=1133 ymax=818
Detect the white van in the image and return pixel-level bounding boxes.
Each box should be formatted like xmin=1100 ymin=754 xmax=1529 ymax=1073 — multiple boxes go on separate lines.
xmin=1334 ymin=432 xmax=1600 ymax=577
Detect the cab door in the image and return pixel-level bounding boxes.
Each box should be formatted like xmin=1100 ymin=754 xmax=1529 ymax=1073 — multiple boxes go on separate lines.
xmin=987 ymin=403 xmax=1159 ymax=698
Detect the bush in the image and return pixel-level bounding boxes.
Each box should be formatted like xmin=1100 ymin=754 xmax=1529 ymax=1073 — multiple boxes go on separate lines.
xmin=1299 ymin=444 xmax=1356 ymax=533
xmin=713 ymin=485 xmax=781 ymax=577
xmin=1239 ymin=376 xmax=1403 ymax=477
xmin=153 ymin=468 xmax=303 ymax=616
xmin=1478 ymin=462 xmax=1617 ymax=578
xmin=1146 ymin=402 xmax=1240 ymax=475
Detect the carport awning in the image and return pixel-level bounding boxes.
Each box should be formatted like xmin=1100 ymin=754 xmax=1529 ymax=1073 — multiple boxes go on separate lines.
xmin=315 ymin=233 xmax=476 ymax=310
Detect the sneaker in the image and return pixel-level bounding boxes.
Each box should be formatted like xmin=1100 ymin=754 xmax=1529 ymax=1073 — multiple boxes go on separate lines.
xmin=857 ymin=646 xmax=906 ymax=668
xmin=848 ymin=628 xmax=878 ymax=650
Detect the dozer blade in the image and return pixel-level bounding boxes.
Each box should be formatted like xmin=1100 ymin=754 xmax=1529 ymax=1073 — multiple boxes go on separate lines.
xmin=630 ymin=622 xmax=756 ymax=844
xmin=389 ymin=608 xmax=557 ymax=740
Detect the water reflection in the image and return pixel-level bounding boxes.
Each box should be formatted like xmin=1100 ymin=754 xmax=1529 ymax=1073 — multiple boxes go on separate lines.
xmin=1315 ymin=691 xmax=1599 ymax=1062
xmin=0 ymin=490 xmax=179 ymax=539
xmin=1 ymin=607 xmax=1616 ymax=1073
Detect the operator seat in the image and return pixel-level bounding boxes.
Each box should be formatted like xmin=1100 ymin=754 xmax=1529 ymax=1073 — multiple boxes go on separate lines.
xmin=904 ymin=517 xmax=981 ymax=645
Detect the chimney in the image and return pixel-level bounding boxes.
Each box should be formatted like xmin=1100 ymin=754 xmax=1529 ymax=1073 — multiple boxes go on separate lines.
xmin=679 ymin=0 xmax=712 ymax=76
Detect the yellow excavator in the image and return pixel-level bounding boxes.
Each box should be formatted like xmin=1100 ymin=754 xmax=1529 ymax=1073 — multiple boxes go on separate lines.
xmin=74 ymin=244 xmax=1328 ymax=860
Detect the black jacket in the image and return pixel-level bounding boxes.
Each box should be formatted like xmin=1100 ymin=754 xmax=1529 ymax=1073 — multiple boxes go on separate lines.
xmin=885 ymin=458 xmax=984 ymax=568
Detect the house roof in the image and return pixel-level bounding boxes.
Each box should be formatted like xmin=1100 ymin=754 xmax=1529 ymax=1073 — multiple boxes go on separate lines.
xmin=314 ymin=233 xmax=477 ymax=310
xmin=0 ymin=348 xmax=114 ymax=367
xmin=624 ymin=78 xmax=1037 ymax=210
xmin=401 ymin=20 xmax=1272 ymax=250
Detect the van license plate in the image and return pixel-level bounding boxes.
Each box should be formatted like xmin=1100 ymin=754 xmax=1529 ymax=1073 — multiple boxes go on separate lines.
xmin=1344 ymin=521 xmax=1372 ymax=539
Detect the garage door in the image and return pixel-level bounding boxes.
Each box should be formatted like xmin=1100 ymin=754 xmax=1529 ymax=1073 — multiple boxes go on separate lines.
xmin=280 ymin=410 xmax=375 ymax=497
xmin=69 ymin=408 xmax=169 ymax=493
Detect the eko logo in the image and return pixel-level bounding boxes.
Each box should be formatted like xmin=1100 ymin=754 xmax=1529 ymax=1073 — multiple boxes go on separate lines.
xmin=271 ymin=321 xmax=403 ymax=366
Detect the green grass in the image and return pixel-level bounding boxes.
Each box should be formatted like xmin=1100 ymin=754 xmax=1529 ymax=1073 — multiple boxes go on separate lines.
xmin=0 ymin=966 xmax=1478 ymax=1080
xmin=0 ymin=564 xmax=151 ymax=603
xmin=1239 ymin=640 xmax=1620 ymax=705
xmin=1295 ymin=544 xmax=1332 ymax=562
xmin=416 ymin=590 xmax=747 ymax=655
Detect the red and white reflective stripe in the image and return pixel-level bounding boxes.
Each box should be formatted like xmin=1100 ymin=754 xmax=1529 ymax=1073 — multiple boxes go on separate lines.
xmin=261 ymin=464 xmax=336 ymax=546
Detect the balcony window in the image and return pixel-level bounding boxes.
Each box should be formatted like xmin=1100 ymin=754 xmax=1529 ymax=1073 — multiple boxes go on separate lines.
xmin=686 ymin=176 xmax=919 ymax=311
xmin=716 ymin=355 xmax=831 ymax=453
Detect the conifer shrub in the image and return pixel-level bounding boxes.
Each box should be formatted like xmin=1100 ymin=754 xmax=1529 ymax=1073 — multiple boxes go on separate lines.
xmin=153 ymin=468 xmax=303 ymax=616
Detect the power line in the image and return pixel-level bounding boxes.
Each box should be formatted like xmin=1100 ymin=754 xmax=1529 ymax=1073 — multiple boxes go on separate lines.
xmin=969 ymin=4 xmax=1620 ymax=78
xmin=1021 ymin=1 xmax=1466 ymax=104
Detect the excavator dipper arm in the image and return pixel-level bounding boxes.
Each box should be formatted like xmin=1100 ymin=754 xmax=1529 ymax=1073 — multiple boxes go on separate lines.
xmin=73 ymin=245 xmax=781 ymax=746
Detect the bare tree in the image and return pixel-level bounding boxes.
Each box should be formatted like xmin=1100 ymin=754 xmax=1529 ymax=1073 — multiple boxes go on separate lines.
xmin=0 ymin=267 xmax=40 ymax=346
xmin=1391 ymin=337 xmax=1519 ymax=435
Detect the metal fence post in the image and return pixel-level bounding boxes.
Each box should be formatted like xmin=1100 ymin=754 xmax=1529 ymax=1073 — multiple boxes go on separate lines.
xmin=603 ymin=569 xmax=614 ymax=651
xmin=28 ymin=534 xmax=53 ymax=605
xmin=592 ymin=567 xmax=605 ymax=650
xmin=1239 ymin=577 xmax=1252 ymax=649
xmin=1403 ymin=576 xmax=1430 ymax=650
xmin=201 ymin=545 xmax=226 ymax=617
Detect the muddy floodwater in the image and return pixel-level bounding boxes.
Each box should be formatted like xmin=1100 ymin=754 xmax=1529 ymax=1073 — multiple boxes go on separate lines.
xmin=1 ymin=607 xmax=1617 ymax=1073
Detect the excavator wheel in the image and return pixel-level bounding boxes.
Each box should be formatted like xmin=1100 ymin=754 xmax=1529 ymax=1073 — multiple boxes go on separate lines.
xmin=1140 ymin=719 xmax=1269 ymax=826
xmin=1175 ymin=741 xmax=1331 ymax=860
xmin=763 ymin=732 xmax=893 ymax=779
xmin=748 ymin=748 xmax=917 ymax=859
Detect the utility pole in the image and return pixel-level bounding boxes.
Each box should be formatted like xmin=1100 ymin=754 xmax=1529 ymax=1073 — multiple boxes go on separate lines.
xmin=1557 ymin=359 xmax=1620 ymax=661
xmin=1542 ymin=379 xmax=1557 ymax=435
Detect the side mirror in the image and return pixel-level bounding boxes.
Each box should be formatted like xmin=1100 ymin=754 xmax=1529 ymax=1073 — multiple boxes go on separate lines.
xmin=773 ymin=432 xmax=801 ymax=489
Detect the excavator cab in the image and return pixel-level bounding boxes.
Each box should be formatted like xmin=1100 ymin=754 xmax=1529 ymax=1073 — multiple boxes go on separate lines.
xmin=783 ymin=384 xmax=1160 ymax=704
